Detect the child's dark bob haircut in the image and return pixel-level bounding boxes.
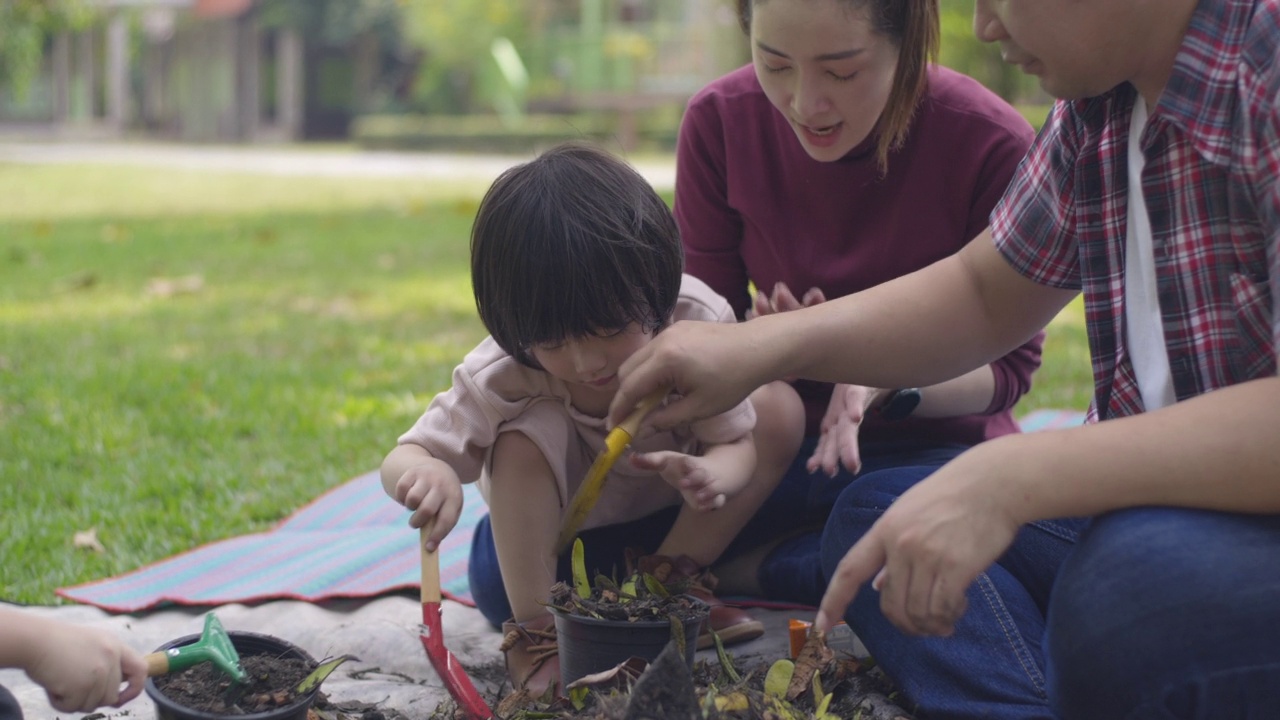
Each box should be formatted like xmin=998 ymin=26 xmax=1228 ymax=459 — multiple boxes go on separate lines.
xmin=471 ymin=142 xmax=683 ymax=368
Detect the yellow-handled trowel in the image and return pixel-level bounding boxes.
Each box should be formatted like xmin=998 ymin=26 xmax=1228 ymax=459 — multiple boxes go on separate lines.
xmin=554 ymin=387 xmax=667 ymax=554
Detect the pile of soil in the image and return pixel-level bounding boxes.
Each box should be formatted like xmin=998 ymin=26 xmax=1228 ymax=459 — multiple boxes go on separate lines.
xmin=151 ymin=654 xmax=315 ymax=715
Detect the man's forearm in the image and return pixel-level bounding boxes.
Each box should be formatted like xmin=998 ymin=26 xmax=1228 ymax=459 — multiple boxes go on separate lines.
xmin=771 ymin=234 xmax=1072 ymax=390
xmin=986 ymin=377 xmax=1280 ymax=524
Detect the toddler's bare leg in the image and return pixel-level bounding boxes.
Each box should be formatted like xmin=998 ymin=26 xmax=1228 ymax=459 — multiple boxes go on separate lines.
xmin=657 ymin=380 xmax=804 ymax=566
xmin=487 ymin=430 xmax=562 ymax=622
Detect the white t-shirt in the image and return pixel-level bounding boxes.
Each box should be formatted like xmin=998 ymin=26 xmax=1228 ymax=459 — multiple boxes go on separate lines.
xmin=1124 ymin=94 xmax=1177 ymax=411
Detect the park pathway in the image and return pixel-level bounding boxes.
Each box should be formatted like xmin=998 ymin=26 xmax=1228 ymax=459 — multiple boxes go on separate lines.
xmin=0 ymin=140 xmax=676 ymax=191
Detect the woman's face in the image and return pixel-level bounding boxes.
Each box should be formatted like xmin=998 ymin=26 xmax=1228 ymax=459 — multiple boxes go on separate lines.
xmin=750 ymin=0 xmax=899 ymax=162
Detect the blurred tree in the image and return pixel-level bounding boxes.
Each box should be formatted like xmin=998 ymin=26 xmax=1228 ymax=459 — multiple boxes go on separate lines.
xmin=256 ymin=0 xmax=413 ymax=120
xmin=937 ymin=3 xmax=1043 ymax=105
xmin=0 ymin=0 xmax=95 ymax=99
xmin=398 ymin=0 xmax=533 ymax=114
xmin=257 ymin=0 xmax=404 ymax=48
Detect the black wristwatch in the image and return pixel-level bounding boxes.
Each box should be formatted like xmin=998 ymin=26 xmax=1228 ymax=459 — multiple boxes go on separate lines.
xmin=876 ymin=388 xmax=921 ymax=421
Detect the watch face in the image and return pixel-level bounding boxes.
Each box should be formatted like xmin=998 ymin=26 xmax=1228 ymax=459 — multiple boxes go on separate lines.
xmin=880 ymin=388 xmax=922 ymax=421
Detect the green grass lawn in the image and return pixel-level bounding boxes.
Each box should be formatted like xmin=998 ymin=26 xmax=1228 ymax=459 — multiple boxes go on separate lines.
xmin=0 ymin=160 xmax=1092 ymax=604
xmin=0 ymin=164 xmax=491 ymax=603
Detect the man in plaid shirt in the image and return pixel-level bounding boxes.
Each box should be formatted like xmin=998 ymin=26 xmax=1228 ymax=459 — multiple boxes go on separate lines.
xmin=608 ymin=0 xmax=1280 ymax=716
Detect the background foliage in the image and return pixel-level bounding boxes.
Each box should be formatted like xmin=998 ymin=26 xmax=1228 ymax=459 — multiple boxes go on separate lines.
xmin=0 ymin=0 xmax=94 ymax=99
xmin=0 ymin=1 xmax=1051 ymax=120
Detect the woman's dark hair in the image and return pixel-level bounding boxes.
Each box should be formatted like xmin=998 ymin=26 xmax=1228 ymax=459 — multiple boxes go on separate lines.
xmin=470 ymin=141 xmax=683 ymax=368
xmin=737 ymin=0 xmax=940 ymax=172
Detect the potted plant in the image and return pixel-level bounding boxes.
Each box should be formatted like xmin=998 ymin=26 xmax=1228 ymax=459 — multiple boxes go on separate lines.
xmin=145 ymin=619 xmax=347 ymax=720
xmin=546 ymin=539 xmax=710 ymax=687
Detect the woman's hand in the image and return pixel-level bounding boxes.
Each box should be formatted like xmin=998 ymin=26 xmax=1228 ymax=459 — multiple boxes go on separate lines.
xmin=808 ymin=384 xmax=892 ymax=476
xmin=751 ymin=282 xmax=886 ymax=477
xmin=747 ymin=282 xmax=825 ymax=320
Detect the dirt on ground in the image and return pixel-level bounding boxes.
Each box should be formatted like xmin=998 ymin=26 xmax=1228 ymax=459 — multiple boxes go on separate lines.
xmin=478 ymin=641 xmax=915 ymax=720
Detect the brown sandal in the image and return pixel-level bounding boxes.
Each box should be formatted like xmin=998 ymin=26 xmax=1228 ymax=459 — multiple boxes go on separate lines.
xmin=500 ymin=614 xmax=560 ymax=695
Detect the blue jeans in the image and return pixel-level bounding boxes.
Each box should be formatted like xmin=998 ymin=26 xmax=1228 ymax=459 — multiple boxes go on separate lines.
xmin=0 ymin=684 xmax=21 ymax=720
xmin=743 ymin=439 xmax=975 ymax=606
xmin=469 ymin=505 xmax=681 ymax=628
xmin=1047 ymin=507 xmax=1280 ymax=719
xmin=818 ymin=442 xmax=1087 ymax=719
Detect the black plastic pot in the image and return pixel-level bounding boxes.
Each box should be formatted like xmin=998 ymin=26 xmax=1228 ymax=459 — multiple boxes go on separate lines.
xmin=145 ymin=630 xmax=319 ymax=720
xmin=552 ymin=597 xmax=709 ymax=686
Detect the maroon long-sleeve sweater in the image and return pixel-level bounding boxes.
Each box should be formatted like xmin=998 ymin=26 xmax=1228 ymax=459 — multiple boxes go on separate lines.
xmin=676 ymin=63 xmax=1043 ymax=445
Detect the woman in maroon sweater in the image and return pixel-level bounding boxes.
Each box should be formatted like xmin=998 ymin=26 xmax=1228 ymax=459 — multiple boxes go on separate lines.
xmin=679 ymin=1 xmax=1076 ymax=715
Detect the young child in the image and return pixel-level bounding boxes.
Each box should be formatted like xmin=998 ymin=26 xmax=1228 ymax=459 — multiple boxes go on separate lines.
xmin=382 ymin=142 xmax=803 ymax=695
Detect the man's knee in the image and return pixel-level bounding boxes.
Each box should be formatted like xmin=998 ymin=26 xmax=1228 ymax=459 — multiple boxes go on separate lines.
xmin=1048 ymin=508 xmax=1280 ymax=718
xmin=0 ymin=685 xmax=23 ymax=720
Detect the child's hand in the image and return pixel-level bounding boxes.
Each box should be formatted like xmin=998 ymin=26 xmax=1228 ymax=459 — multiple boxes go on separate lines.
xmin=630 ymin=450 xmax=728 ymax=512
xmin=392 ymin=460 xmax=465 ymax=551
xmin=24 ymin=619 xmax=147 ymax=712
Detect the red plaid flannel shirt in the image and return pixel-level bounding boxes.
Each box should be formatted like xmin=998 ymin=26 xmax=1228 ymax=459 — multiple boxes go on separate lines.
xmin=992 ymin=0 xmax=1280 ymax=421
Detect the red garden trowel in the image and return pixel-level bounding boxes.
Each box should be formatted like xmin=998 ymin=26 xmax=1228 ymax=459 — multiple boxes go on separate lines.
xmin=419 ymin=525 xmax=494 ymax=719
xmin=144 ymin=613 xmax=247 ymax=684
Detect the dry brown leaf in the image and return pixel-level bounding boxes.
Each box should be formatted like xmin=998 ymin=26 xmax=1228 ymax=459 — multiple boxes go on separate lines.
xmin=73 ymin=528 xmax=106 ymax=553
xmin=145 ymin=274 xmax=205 ymax=298
xmin=786 ymin=624 xmax=834 ymax=701
xmin=495 ymin=687 xmax=535 ymax=718
xmin=564 ymin=656 xmax=647 ymax=691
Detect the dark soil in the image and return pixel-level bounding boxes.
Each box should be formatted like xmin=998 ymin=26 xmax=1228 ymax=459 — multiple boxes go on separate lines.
xmin=546 ymin=580 xmax=706 ymax=623
xmin=152 ymin=653 xmax=316 ymax=715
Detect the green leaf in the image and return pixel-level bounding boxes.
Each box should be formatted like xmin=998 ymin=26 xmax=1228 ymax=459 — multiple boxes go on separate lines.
xmin=712 ymin=632 xmax=741 ymax=684
xmin=701 ymin=683 xmax=719 ymax=714
xmin=295 ymin=654 xmax=356 ymax=694
xmin=571 ymin=538 xmax=590 ymax=599
xmin=816 ymin=692 xmax=834 ymax=718
xmin=593 ymin=573 xmax=618 ymax=595
xmin=668 ymin=614 xmax=687 ymax=658
xmin=568 ymin=684 xmax=589 ymax=710
xmin=641 ymin=573 xmax=669 ymax=598
xmin=764 ymin=659 xmax=794 ymax=700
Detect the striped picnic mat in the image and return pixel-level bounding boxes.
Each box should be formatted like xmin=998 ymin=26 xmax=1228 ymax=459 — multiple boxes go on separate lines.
xmin=1017 ymin=407 xmax=1087 ymax=432
xmin=57 ymin=472 xmax=485 ymax=613
xmin=57 ymin=409 xmax=1086 ymax=614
